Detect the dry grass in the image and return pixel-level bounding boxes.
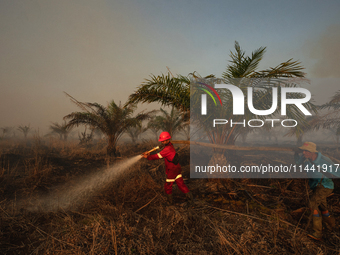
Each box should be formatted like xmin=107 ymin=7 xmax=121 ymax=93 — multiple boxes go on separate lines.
xmin=0 ymin=137 xmax=340 ymax=254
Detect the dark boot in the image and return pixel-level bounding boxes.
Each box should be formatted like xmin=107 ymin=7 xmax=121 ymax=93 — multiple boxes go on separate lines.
xmin=166 ymin=194 xmax=173 ymax=205
xmin=323 ymin=215 xmax=336 ymax=231
xmin=308 ymin=216 xmax=323 ymax=240
xmin=185 ymin=192 xmax=194 ymax=206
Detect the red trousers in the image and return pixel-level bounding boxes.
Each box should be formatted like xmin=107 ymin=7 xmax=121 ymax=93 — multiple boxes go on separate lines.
xmin=164 ymin=177 xmax=189 ymax=195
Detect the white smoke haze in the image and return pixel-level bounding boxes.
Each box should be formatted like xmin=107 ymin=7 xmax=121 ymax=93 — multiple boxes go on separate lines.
xmin=19 ymin=155 xmax=142 ymax=212
xmin=297 ymin=24 xmax=340 ymax=105
xmin=307 ymin=24 xmax=340 ymax=78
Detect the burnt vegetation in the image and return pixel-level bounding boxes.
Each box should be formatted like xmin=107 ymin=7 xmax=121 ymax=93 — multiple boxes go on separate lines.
xmin=0 ymin=137 xmax=339 ymax=254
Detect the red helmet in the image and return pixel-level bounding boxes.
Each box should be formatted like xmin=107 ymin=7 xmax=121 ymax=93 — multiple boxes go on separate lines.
xmin=159 ymin=131 xmax=171 ymax=142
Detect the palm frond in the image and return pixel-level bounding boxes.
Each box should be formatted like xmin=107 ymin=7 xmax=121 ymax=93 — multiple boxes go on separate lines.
xmin=64 ymin=92 xmax=91 ymax=113
xmin=126 ymin=73 xmax=190 ymax=112
xmin=253 ymin=59 xmax=305 ymax=78
xmin=222 ymin=41 xmax=266 ymax=79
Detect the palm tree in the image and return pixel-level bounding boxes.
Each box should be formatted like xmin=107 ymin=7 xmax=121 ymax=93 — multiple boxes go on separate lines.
xmin=285 ymin=116 xmax=318 ymax=146
xmin=147 ymin=117 xmax=162 ymax=140
xmin=307 ymin=90 xmax=340 ymax=149
xmin=49 ymin=121 xmax=73 ymax=141
xmin=63 ymin=93 xmax=152 ymax=156
xmin=181 ymin=123 xmax=191 ymax=140
xmin=126 ymin=41 xmax=316 ymax=145
xmin=125 ymin=120 xmax=147 ymax=143
xmin=190 ymin=41 xmax=317 ymax=145
xmin=126 ymin=73 xmax=211 ymax=140
xmin=311 ymin=91 xmax=340 ymax=129
xmin=152 ymin=107 xmax=186 ymax=139
xmin=1 ymin=127 xmax=13 ymax=139
xmin=17 ymin=125 xmax=31 ymax=139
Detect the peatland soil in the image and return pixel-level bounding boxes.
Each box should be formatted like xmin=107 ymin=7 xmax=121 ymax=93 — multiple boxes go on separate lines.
xmin=0 ymin=137 xmax=340 ymax=254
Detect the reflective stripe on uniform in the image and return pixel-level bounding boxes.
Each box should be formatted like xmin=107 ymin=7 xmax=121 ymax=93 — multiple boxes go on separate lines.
xmin=166 ymin=174 xmax=182 ymax=182
xmin=157 ymin=153 xmax=163 ymax=158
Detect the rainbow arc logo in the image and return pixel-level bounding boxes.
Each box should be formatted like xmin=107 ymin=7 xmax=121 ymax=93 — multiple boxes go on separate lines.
xmin=197 ymin=82 xmax=222 ymax=106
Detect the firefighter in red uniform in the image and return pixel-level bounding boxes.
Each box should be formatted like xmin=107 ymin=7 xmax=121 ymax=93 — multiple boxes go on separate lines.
xmin=142 ymin=131 xmax=194 ymax=205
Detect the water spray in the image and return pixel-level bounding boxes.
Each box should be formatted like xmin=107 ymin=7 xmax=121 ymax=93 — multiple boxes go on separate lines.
xmin=20 ymin=157 xmax=142 ymax=212
xmin=16 ymin=145 xmax=164 ymax=212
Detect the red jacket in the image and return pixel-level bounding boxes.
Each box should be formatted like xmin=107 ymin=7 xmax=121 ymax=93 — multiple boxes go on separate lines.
xmin=147 ymin=143 xmax=181 ymax=179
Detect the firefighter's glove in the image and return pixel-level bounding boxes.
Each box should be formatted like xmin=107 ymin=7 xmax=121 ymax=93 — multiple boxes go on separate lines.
xmin=141 ymin=152 xmax=150 ymax=158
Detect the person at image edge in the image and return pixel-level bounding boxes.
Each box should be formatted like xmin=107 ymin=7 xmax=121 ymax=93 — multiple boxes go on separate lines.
xmin=294 ymin=142 xmax=337 ymax=240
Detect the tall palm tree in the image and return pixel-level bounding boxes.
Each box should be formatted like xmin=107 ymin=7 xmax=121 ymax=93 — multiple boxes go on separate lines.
xmin=190 ymin=41 xmax=317 ymax=145
xmin=63 ymin=93 xmax=152 ymax=156
xmin=18 ymin=125 xmax=31 ymax=139
xmin=126 ymin=41 xmax=316 ymax=145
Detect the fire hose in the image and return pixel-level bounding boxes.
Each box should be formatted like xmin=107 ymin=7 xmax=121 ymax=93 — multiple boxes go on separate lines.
xmin=141 ymin=146 xmax=159 ymax=156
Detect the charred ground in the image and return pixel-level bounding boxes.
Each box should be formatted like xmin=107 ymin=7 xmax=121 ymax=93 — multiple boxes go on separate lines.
xmin=0 ymin=138 xmax=339 ymax=254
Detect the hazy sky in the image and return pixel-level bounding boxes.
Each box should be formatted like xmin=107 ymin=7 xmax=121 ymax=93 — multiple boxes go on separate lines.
xmin=0 ymin=0 xmax=339 ymax=134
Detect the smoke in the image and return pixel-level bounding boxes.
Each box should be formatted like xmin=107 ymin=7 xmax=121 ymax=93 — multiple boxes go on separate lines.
xmin=307 ymin=24 xmax=340 ymax=78
xmin=20 ymin=155 xmax=142 ymax=212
